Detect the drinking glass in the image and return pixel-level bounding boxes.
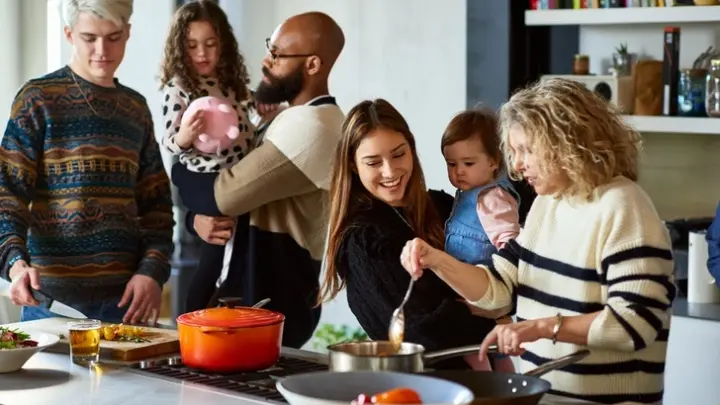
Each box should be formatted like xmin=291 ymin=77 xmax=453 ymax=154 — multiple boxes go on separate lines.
xmin=67 ymin=319 xmax=102 ymax=365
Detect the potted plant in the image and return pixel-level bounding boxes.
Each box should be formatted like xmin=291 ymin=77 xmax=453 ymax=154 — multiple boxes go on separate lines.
xmin=612 ymin=42 xmax=632 ymax=76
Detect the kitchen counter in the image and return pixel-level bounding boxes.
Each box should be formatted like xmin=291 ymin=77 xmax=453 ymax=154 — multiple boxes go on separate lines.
xmin=671 ymin=297 xmax=720 ymax=322
xmin=0 ymin=349 xmax=602 ymax=405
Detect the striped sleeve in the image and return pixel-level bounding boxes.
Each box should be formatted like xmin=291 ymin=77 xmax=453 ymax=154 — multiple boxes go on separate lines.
xmin=469 ymin=239 xmax=521 ymax=311
xmin=587 ymin=200 xmax=676 ymax=352
xmin=0 ymin=84 xmax=45 ymax=280
xmin=134 ymin=103 xmax=174 ymax=287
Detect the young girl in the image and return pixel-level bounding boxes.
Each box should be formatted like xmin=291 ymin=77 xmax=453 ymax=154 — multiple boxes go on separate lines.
xmin=440 ymin=108 xmax=520 ymax=372
xmin=159 ymin=0 xmax=261 ymax=297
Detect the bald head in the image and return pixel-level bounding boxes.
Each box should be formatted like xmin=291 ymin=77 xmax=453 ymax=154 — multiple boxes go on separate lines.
xmin=280 ymin=12 xmax=345 ymax=71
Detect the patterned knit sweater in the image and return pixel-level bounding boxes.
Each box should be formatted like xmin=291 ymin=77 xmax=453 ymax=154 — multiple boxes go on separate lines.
xmin=472 ymin=176 xmax=675 ymax=404
xmin=0 ymin=66 xmax=174 ymax=304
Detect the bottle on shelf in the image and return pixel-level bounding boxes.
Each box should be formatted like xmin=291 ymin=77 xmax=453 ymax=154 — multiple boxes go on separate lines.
xmin=706 ymin=59 xmax=720 ymax=118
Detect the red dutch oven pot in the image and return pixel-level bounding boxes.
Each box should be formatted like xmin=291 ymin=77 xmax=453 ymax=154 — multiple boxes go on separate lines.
xmin=176 ymin=297 xmax=285 ymax=372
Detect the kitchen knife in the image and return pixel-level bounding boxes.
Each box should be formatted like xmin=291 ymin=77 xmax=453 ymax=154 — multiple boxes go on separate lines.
xmin=0 ymin=280 xmax=88 ymax=319
xmin=30 ymin=289 xmax=88 ymax=319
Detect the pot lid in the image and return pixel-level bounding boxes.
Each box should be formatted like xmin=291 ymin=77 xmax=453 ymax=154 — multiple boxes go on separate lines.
xmin=177 ymin=307 xmax=285 ymax=328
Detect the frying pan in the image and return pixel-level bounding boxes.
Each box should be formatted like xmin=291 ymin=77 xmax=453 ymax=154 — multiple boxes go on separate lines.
xmin=423 ymin=349 xmax=591 ymax=405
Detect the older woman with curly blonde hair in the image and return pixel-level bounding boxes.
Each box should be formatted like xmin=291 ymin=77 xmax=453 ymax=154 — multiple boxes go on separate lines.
xmin=401 ymin=78 xmax=675 ymax=404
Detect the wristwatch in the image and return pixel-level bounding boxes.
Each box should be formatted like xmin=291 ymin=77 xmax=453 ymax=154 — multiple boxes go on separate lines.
xmin=552 ymin=312 xmax=563 ymax=344
xmin=7 ymin=254 xmax=24 ymax=268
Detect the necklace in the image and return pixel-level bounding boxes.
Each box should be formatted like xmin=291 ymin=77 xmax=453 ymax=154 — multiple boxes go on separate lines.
xmin=392 ymin=207 xmax=414 ymax=231
xmin=70 ymin=70 xmax=119 ymax=119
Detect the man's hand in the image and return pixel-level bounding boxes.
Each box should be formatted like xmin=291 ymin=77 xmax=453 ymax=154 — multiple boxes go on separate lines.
xmin=193 ymin=214 xmax=234 ymax=245
xmin=118 ymin=274 xmax=162 ymax=325
xmin=8 ymin=260 xmax=41 ymax=306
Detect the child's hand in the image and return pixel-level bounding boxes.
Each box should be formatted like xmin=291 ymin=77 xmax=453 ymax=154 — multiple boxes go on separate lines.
xmin=176 ymin=109 xmax=205 ymax=149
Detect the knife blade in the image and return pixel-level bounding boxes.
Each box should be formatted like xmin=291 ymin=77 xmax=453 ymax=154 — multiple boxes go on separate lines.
xmin=31 ymin=289 xmax=88 ymax=319
xmin=0 ymin=281 xmax=88 ymax=319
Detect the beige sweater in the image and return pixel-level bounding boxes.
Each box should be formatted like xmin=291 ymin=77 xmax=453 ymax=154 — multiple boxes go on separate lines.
xmin=473 ymin=176 xmax=674 ymax=404
xmin=212 ymin=103 xmax=345 ymax=260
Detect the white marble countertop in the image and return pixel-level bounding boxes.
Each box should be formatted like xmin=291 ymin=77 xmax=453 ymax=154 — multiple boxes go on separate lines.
xmin=0 ymin=352 xmax=274 ymax=405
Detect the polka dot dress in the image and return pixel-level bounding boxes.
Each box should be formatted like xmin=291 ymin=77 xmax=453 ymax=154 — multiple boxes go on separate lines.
xmin=160 ymin=76 xmax=257 ymax=173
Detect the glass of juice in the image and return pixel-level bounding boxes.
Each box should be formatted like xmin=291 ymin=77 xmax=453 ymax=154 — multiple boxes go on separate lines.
xmin=67 ymin=319 xmax=102 ymax=365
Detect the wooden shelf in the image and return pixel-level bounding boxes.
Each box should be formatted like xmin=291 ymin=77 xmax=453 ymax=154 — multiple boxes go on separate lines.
xmin=623 ymin=115 xmax=720 ymax=135
xmin=525 ymin=6 xmax=720 ymax=26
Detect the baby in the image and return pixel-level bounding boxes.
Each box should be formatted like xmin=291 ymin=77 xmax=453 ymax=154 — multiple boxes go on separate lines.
xmin=441 ymin=108 xmax=521 ymax=372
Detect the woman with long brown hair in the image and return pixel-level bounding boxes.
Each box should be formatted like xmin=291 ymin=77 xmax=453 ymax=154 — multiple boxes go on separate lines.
xmin=319 ymin=99 xmax=497 ymax=369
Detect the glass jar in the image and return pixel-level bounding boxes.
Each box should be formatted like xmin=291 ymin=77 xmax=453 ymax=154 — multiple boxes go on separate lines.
xmin=573 ymin=54 xmax=589 ymax=75
xmin=706 ymin=59 xmax=720 ymax=118
xmin=678 ymin=68 xmax=707 ymax=117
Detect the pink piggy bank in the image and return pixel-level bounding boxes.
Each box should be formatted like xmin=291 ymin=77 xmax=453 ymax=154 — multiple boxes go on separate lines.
xmin=183 ymin=96 xmax=240 ymax=155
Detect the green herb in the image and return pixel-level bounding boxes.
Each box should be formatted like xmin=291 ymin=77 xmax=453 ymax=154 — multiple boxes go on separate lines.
xmin=0 ymin=326 xmax=30 ymax=341
xmin=0 ymin=326 xmax=32 ymax=349
xmin=117 ymin=335 xmax=150 ymax=343
xmin=312 ymin=323 xmax=368 ymax=352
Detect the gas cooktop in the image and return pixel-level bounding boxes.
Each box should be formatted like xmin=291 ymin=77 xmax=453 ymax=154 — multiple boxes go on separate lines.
xmin=129 ymin=352 xmax=327 ymax=404
xmin=128 ymin=349 xmax=605 ymax=405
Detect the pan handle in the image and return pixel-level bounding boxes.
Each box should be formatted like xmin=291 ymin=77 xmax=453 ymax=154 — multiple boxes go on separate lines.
xmin=523 ymin=349 xmax=591 ymax=377
xmin=423 ymin=344 xmax=497 ymax=365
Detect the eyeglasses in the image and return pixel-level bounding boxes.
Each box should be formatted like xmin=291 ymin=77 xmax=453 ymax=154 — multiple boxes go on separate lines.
xmin=265 ymin=38 xmax=314 ymax=63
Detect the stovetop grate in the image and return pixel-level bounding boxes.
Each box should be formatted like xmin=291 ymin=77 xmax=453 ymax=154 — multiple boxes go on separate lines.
xmin=136 ymin=356 xmax=328 ymax=403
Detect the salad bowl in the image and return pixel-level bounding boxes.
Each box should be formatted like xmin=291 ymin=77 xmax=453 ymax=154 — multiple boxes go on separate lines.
xmin=0 ymin=327 xmax=60 ymax=373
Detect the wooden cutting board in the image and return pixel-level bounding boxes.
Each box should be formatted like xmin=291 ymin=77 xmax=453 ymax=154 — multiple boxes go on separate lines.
xmin=3 ymin=317 xmax=180 ymax=361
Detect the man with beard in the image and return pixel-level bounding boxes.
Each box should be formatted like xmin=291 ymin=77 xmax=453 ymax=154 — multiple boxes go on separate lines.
xmin=170 ymin=11 xmax=345 ymax=348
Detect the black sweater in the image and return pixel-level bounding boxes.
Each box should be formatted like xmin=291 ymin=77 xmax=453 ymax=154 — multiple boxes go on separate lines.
xmin=337 ymin=191 xmax=496 ymax=367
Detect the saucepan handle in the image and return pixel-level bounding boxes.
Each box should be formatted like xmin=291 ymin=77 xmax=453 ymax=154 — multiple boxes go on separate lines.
xmin=423 ymin=344 xmax=497 ymax=364
xmin=523 ymin=349 xmax=591 ymax=377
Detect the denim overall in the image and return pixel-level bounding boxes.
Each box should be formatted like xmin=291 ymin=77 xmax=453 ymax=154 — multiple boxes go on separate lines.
xmin=445 ymin=174 xmax=520 ymax=266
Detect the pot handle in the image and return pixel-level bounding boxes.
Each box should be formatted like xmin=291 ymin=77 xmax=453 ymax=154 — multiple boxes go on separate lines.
xmin=422 ymin=344 xmax=497 ymax=364
xmin=523 ymin=349 xmax=590 ymax=377
xmin=199 ymin=326 xmax=236 ymax=334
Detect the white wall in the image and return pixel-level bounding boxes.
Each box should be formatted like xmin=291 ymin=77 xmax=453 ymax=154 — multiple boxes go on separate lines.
xmin=0 ymin=0 xmax=22 ymax=136
xmin=228 ymin=0 xmax=464 ymax=193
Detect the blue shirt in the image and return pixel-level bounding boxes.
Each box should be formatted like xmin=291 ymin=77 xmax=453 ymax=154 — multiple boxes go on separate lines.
xmin=444 ymin=173 xmax=519 ymax=266
xmin=707 ymin=201 xmax=720 ymax=286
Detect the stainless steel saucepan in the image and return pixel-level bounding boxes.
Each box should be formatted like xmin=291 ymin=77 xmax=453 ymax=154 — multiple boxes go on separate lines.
xmin=327 ymin=340 xmax=495 ymax=372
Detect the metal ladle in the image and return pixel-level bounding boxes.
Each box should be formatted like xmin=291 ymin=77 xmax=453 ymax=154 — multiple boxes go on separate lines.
xmin=388 ymin=279 xmax=414 ymax=352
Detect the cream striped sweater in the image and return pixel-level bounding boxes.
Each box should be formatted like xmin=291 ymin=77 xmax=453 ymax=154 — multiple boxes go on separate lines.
xmin=472 ymin=176 xmax=674 ymax=404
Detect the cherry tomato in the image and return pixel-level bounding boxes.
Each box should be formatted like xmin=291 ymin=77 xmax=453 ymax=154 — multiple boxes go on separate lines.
xmin=371 ymin=388 xmax=423 ymax=404
xmin=354 ymin=393 xmax=372 ymax=405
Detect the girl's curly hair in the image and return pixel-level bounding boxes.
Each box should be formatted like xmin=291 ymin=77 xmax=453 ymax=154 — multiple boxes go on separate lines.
xmin=499 ymin=78 xmax=643 ymax=201
xmin=159 ymin=0 xmax=251 ymax=101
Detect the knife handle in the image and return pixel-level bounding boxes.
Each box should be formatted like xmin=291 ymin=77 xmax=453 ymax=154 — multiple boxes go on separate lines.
xmin=30 ymin=288 xmax=53 ymax=307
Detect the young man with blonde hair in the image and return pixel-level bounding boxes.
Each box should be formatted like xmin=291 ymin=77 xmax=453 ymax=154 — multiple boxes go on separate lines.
xmin=0 ymin=0 xmax=174 ymax=324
